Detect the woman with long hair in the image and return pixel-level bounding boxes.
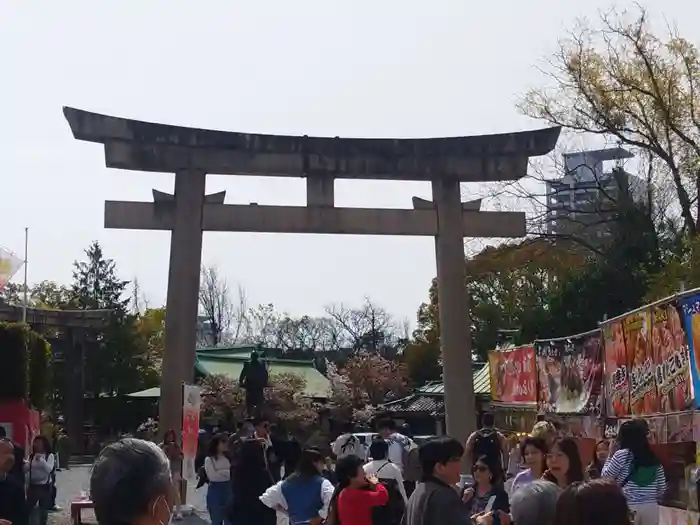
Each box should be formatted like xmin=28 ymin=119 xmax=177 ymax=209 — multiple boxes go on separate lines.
xmin=27 ymin=435 xmax=56 ymax=525
xmin=512 ymin=436 xmax=548 ymax=493
xmin=160 ymin=429 xmax=183 ymax=520
xmin=230 ymin=439 xmax=276 ymax=525
xmin=204 ymin=434 xmax=231 ymax=525
xmin=555 ymin=479 xmax=632 ymax=525
xmin=542 ymin=438 xmax=584 ymax=488
xmin=328 ymin=455 xmax=387 ymax=525
xmin=462 ymin=455 xmax=509 ymax=516
xmin=260 ymin=448 xmax=334 ymax=525
xmin=586 ymin=440 xmax=609 ymax=480
xmin=602 ymin=419 xmax=666 ymax=525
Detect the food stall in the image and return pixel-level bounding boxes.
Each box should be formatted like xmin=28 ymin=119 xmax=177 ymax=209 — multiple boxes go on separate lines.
xmin=486 ymin=288 xmax=700 ymax=524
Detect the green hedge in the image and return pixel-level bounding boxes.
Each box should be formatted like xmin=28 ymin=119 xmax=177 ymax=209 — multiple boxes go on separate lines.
xmin=0 ymin=322 xmax=51 ymax=409
xmin=28 ymin=330 xmax=51 ymax=410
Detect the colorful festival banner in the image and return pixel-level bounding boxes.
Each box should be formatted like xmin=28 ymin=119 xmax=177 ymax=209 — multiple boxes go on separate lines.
xmin=622 ymin=310 xmax=659 ymax=415
xmin=603 ymin=320 xmax=630 ymax=416
xmin=0 ymin=246 xmax=23 ymax=291
xmin=181 ymin=384 xmax=201 ymax=481
xmin=680 ymin=293 xmax=700 ymax=408
xmin=650 ymin=301 xmax=692 ymax=412
xmin=488 ymin=345 xmax=537 ymax=404
xmin=534 ymin=331 xmax=603 ymax=414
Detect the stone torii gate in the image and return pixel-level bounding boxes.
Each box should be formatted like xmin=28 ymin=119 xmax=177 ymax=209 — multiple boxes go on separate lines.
xmin=63 ymin=107 xmax=560 ymax=445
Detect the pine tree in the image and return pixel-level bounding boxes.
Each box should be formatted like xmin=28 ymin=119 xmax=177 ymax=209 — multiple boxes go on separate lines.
xmin=71 ymin=241 xmax=158 ymax=397
xmin=71 ymin=241 xmax=130 ymax=312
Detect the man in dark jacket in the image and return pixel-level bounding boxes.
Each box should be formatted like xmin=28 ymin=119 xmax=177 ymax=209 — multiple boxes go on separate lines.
xmin=0 ymin=437 xmax=27 ymax=525
xmin=402 ymin=437 xmax=471 ymax=525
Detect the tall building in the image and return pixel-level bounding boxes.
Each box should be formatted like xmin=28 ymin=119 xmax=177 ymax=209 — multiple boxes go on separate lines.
xmin=544 ymin=147 xmax=645 ymax=246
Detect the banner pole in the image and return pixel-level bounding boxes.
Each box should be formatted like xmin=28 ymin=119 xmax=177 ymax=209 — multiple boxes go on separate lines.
xmin=22 ymin=227 xmax=28 ymax=324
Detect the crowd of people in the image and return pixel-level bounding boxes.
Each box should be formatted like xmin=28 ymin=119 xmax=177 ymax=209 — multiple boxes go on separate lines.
xmin=0 ymin=410 xmax=671 ymax=525
xmin=0 ymin=428 xmax=63 ymax=525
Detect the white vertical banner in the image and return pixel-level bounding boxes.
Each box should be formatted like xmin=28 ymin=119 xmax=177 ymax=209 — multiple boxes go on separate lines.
xmin=181 ymin=384 xmax=201 ymax=482
xmin=0 ymin=246 xmax=23 ymax=291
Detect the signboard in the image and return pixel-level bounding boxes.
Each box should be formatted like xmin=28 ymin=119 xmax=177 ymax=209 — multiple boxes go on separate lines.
xmin=650 ymin=300 xmax=692 ymax=412
xmin=623 ymin=309 xmax=659 ymax=414
xmin=488 ymin=345 xmax=537 ymax=404
xmin=535 ymin=330 xmax=603 ymax=413
xmin=603 ymin=320 xmax=630 ymax=416
xmin=181 ymin=384 xmax=201 ymax=481
xmin=679 ymin=292 xmax=700 ymax=407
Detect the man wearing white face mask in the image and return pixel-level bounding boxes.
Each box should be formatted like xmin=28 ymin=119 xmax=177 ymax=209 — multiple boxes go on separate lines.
xmin=90 ymin=438 xmax=178 ymax=525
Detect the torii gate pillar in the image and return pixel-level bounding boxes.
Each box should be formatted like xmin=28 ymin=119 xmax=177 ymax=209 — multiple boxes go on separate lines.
xmin=432 ymin=179 xmax=474 ymax=444
xmin=160 ymin=170 xmax=206 ymax=435
xmin=62 ymin=107 xmax=560 ymax=447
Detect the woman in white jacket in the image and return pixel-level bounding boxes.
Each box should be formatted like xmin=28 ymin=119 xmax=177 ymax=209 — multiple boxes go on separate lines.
xmin=260 ymin=449 xmax=334 ymax=525
xmin=27 ymin=435 xmax=56 ymax=525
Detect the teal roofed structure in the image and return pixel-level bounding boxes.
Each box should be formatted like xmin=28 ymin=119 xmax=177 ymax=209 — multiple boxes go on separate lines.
xmin=128 ymin=345 xmax=331 ymax=399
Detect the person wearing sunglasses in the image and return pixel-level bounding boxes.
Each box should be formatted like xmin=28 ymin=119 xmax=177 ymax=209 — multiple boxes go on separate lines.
xmin=462 ymin=455 xmax=509 ymax=518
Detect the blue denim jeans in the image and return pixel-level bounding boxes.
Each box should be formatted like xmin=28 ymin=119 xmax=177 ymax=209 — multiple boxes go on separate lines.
xmin=207 ymin=481 xmax=232 ymax=525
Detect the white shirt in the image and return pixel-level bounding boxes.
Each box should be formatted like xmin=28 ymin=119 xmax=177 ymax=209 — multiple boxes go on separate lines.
xmin=385 ymin=433 xmax=413 ymax=471
xmin=331 ymin=434 xmax=365 ymax=460
xmin=260 ymin=476 xmax=335 ymax=525
xmin=363 ymin=460 xmax=408 ymax=503
xmin=28 ymin=453 xmax=55 ymax=485
xmin=204 ymin=455 xmax=231 ymax=483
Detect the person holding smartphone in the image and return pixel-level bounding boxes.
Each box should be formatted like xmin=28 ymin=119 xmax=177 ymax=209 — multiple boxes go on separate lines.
xmin=462 ymin=456 xmax=509 ymax=518
xmin=329 ymin=456 xmax=388 ymax=525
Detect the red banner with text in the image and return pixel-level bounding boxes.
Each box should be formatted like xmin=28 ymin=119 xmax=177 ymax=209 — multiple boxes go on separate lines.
xmin=623 ymin=310 xmax=659 ymax=415
xmin=603 ymin=320 xmax=630 ymax=417
xmin=488 ymin=345 xmax=537 ymax=404
xmin=650 ymin=301 xmax=692 ymax=412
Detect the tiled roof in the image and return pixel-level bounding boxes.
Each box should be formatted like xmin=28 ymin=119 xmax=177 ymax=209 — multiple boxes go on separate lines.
xmin=381 ymin=363 xmax=490 ymax=415
xmin=414 ymin=363 xmax=490 ymax=396
xmin=382 ymin=393 xmax=446 ymax=416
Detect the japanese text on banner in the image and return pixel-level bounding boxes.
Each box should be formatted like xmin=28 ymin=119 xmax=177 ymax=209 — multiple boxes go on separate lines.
xmin=650 ymin=301 xmax=692 ymax=412
xmin=623 ymin=310 xmax=659 ymax=415
xmin=488 ymin=345 xmax=537 ymax=404
xmin=181 ymin=384 xmax=201 ymax=482
xmin=603 ymin=320 xmax=630 ymax=417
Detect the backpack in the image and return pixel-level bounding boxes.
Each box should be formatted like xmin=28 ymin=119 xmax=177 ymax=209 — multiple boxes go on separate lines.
xmin=371 ymin=463 xmax=405 ymax=525
xmin=403 ymin=444 xmax=422 ymax=482
xmin=623 ymin=464 xmax=659 ymax=488
xmin=473 ymin=429 xmax=500 ymax=465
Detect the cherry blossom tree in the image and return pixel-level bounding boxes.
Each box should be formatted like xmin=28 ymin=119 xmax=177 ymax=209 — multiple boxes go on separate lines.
xmin=199 ymin=372 xmax=319 ymax=436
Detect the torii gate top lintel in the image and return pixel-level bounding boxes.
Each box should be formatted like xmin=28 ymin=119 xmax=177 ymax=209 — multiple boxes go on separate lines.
xmin=63 ymin=107 xmax=560 ymax=182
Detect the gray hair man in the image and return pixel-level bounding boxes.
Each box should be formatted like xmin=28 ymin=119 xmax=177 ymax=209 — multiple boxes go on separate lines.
xmin=510 ymin=480 xmax=560 ymax=525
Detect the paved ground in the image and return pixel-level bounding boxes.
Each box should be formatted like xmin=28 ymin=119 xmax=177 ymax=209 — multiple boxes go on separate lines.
xmin=50 ymin=463 xmax=209 ymax=525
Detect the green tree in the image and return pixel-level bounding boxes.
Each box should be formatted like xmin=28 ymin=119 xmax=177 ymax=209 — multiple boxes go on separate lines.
xmin=31 ymin=280 xmax=73 ymax=309
xmin=0 ymin=282 xmax=22 ymax=305
xmin=519 ymin=6 xmax=700 ymax=234
xmin=412 ymin=239 xmax=583 ymax=363
xmin=402 ymin=342 xmax=441 ymax=387
xmin=72 ymin=241 xmax=158 ymax=396
xmin=136 ymin=307 xmax=166 ymax=363
xmin=532 ymin=201 xmax=661 ymax=338
xmin=72 ymin=242 xmax=130 ymax=313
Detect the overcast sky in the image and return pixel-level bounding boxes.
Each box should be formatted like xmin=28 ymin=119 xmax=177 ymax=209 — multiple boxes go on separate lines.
xmin=1 ymin=0 xmax=698 ymax=323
